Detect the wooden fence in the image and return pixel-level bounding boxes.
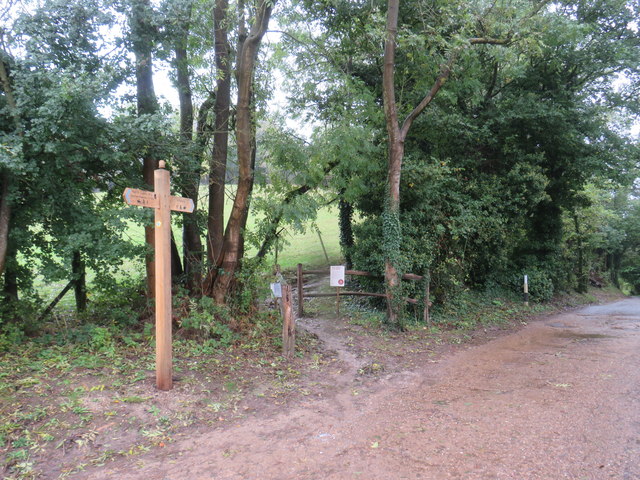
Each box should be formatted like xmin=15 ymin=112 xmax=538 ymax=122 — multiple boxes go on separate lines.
xmin=295 ymin=264 xmax=431 ymax=321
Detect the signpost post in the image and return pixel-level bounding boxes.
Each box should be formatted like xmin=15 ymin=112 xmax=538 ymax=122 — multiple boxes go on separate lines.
xmin=123 ymin=161 xmax=194 ymax=391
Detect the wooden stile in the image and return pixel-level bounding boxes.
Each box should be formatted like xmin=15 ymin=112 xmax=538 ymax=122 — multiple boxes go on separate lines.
xmin=295 ymin=265 xmax=428 ymax=318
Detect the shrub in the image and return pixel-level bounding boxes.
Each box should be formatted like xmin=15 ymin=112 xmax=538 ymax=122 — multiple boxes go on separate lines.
xmin=507 ymin=269 xmax=555 ymax=303
xmin=178 ymin=296 xmax=238 ymax=347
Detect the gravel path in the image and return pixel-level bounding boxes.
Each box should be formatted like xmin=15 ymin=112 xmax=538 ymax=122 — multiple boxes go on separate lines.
xmin=82 ymin=298 xmax=640 ymax=480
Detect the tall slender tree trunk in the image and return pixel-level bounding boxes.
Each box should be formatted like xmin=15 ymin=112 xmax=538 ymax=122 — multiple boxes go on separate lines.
xmin=573 ymin=213 xmax=588 ymax=293
xmin=338 ymin=197 xmax=355 ymax=269
xmin=208 ymin=0 xmax=274 ymax=303
xmin=131 ymin=0 xmax=160 ymax=298
xmin=2 ymin=237 xmax=18 ymax=303
xmin=382 ymin=0 xmax=403 ymax=328
xmin=0 ymin=171 xmax=10 ymax=279
xmin=236 ymin=136 xmax=257 ymax=262
xmin=207 ymin=0 xmax=232 ymax=266
xmin=0 ymin=49 xmax=18 ymax=280
xmin=174 ymin=0 xmax=204 ymax=294
xmin=381 ymin=0 xmax=454 ymax=327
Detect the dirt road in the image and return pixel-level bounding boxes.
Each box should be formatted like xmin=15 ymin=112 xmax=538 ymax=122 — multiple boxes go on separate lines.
xmin=82 ymin=298 xmax=640 ymax=480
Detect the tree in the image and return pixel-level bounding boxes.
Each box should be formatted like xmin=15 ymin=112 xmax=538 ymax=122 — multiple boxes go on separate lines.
xmin=286 ymin=0 xmax=638 ymax=320
xmin=380 ymin=0 xmax=543 ymax=327
xmin=165 ymin=0 xmax=205 ymax=294
xmin=0 ymin=35 xmax=17 ymax=279
xmin=0 ymin=0 xmax=144 ymax=316
xmin=207 ymin=0 xmax=232 ymax=267
xmin=204 ymin=0 xmax=276 ymax=303
xmin=129 ymin=0 xmax=163 ymax=298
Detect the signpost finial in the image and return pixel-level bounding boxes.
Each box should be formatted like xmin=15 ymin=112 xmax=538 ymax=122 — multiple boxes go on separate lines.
xmin=158 ymin=160 xmax=166 ymax=169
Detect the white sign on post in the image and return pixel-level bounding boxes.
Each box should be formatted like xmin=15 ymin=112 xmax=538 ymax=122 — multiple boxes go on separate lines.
xmin=270 ymin=282 xmax=282 ymax=298
xmin=330 ymin=265 xmax=346 ymax=287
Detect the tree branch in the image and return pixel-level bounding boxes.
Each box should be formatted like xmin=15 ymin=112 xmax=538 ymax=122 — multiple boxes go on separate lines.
xmin=256 ymin=160 xmax=339 ymax=259
xmin=469 ymin=37 xmax=511 ymax=45
xmin=400 ymin=58 xmax=454 ymax=139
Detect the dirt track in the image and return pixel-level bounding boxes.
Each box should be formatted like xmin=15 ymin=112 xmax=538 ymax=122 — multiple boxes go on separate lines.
xmin=82 ymin=298 xmax=640 ymax=480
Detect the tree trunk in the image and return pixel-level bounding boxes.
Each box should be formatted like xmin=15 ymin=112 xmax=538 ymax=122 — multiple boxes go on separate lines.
xmin=208 ymin=0 xmax=274 ymax=303
xmin=382 ymin=0 xmax=403 ymax=328
xmin=174 ymin=2 xmax=204 ymax=294
xmin=0 ymin=50 xmax=18 ymax=280
xmin=380 ymin=0 xmax=458 ymax=327
xmin=207 ymin=0 xmax=232 ymax=267
xmin=338 ymin=196 xmax=355 ymax=269
xmin=0 ymin=171 xmax=10 ymax=279
xmin=383 ymin=143 xmax=404 ymax=327
xmin=72 ymin=250 xmax=87 ymax=312
xmin=573 ymin=213 xmax=588 ymax=293
xmin=131 ymin=0 xmax=159 ymax=299
xmin=2 ymin=237 xmax=18 ymax=303
xmin=236 ymin=135 xmax=257 ymax=263
xmin=170 ymin=230 xmax=183 ymax=279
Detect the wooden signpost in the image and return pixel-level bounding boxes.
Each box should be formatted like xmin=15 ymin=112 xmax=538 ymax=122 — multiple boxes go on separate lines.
xmin=123 ymin=161 xmax=194 ymax=391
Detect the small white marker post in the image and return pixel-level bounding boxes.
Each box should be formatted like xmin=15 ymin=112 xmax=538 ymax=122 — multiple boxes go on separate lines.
xmin=524 ymin=274 xmax=529 ymax=306
xmin=330 ymin=265 xmax=346 ymax=315
xmin=123 ymin=161 xmax=194 ymax=391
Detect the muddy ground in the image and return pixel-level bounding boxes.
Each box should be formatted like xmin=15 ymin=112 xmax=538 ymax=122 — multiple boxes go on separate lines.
xmin=70 ymin=295 xmax=640 ymax=480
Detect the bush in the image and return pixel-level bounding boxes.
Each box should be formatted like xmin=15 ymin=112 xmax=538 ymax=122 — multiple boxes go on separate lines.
xmin=620 ymin=252 xmax=640 ymax=294
xmin=506 ymin=269 xmax=555 ymax=303
xmin=0 ymin=323 xmax=27 ymax=352
xmin=178 ymin=296 xmax=238 ymax=347
xmin=83 ymin=279 xmax=146 ymax=327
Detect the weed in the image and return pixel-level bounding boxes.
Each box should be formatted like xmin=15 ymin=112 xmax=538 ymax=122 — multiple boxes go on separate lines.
xmin=147 ymin=405 xmax=160 ymax=416
xmin=119 ymin=396 xmax=148 ymax=404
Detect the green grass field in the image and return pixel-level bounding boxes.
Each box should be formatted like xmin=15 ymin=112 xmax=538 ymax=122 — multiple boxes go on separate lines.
xmin=36 ymin=189 xmax=343 ymax=311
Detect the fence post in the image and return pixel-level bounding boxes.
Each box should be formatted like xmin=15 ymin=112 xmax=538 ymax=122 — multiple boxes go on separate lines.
xmin=282 ymin=284 xmax=295 ymax=359
xmin=297 ymin=263 xmax=304 ymax=318
xmin=316 ymin=226 xmax=330 ymax=264
xmin=423 ymin=269 xmax=431 ymax=324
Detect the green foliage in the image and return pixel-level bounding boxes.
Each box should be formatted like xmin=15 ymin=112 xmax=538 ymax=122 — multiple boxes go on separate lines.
xmin=0 ymin=323 xmax=27 ymax=353
xmin=291 ymin=0 xmax=640 ymax=316
xmin=178 ymin=296 xmax=238 ymax=347
xmin=1 ymin=0 xmax=148 ymax=320
xmin=83 ymin=278 xmax=147 ymax=327
xmin=509 ymin=269 xmax=555 ymax=303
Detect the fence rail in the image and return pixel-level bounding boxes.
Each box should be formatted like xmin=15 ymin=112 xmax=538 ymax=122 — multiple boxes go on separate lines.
xmin=295 ymin=264 xmax=431 ymax=321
